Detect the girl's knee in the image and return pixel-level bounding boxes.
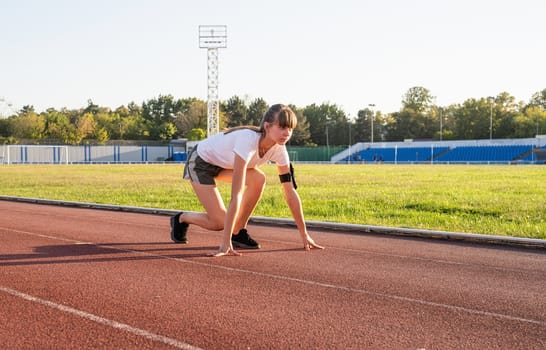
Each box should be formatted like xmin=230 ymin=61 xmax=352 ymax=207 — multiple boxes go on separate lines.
xmin=248 ymin=169 xmax=266 ymax=188
xmin=209 ymin=213 xmax=225 ymax=231
xmin=211 ymin=221 xmax=224 ymax=231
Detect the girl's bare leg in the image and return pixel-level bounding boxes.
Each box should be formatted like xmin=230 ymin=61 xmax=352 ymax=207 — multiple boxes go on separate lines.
xmin=234 ymin=168 xmax=266 ymax=231
xmin=181 ymin=168 xmax=265 ymax=232
xmin=180 ymin=183 xmax=226 ymax=231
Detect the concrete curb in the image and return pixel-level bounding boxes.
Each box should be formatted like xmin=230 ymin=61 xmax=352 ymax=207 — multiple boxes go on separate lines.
xmin=1 ymin=195 xmax=544 ymax=249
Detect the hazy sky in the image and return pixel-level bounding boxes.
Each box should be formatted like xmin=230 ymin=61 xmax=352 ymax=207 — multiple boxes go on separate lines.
xmin=1 ymin=0 xmax=544 ymax=117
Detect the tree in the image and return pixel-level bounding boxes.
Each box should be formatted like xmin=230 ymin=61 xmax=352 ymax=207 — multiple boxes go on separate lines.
xmin=142 ymin=95 xmax=183 ymax=139
xmin=385 ymin=109 xmax=436 ymax=141
xmin=382 ymin=113 xmax=397 ymax=141
xmin=492 ymin=93 xmax=518 ymax=139
xmin=303 ymin=103 xmax=347 ymax=145
xmin=328 ymin=107 xmax=350 ymax=146
xmin=127 ymin=101 xmax=142 ymax=116
xmin=223 ymin=95 xmax=249 ymax=127
xmin=174 ymin=99 xmax=207 ymax=138
xmin=514 ymin=106 xmax=546 ymax=137
xmin=434 ymin=105 xmax=457 ymax=140
xmin=528 ymin=88 xmax=546 ymax=110
xmin=188 ymin=128 xmax=206 ymax=141
xmin=402 ymin=86 xmax=434 ymax=113
xmin=116 ymin=103 xmax=147 ymax=140
xmin=8 ymin=111 xmax=45 ymax=140
xmin=247 ymin=98 xmax=269 ymax=126
xmin=93 ymin=112 xmax=116 ymax=141
xmin=20 ymin=105 xmax=35 ymax=114
xmin=158 ymin=122 xmax=177 ymax=141
xmin=114 ymin=105 xmax=130 ymax=118
xmin=383 ymin=87 xmax=438 ymax=141
xmin=355 ymin=107 xmax=373 ymax=142
xmin=3 ymin=88 xmax=543 ymax=143
xmin=451 ymin=98 xmax=492 ymax=140
xmin=385 ymin=110 xmax=417 ymax=141
xmin=288 ymin=104 xmax=313 ymax=146
xmin=43 ymin=109 xmax=77 ymax=143
xmin=83 ymin=99 xmax=109 ymax=115
xmin=75 ymin=113 xmax=96 ymax=142
xmin=94 ymin=128 xmax=109 ymax=144
xmin=123 ymin=114 xmax=147 ymax=140
xmin=0 ymin=118 xmax=9 ymax=137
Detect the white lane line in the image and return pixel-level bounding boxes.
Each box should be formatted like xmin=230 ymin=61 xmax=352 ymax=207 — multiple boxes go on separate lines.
xmin=157 ymin=253 xmax=546 ymax=326
xmin=3 ymin=227 xmax=545 ymax=326
xmin=315 ymin=245 xmax=543 ymax=274
xmin=0 ymin=286 xmax=203 ymax=350
xmin=1 ymin=228 xmax=93 ymax=244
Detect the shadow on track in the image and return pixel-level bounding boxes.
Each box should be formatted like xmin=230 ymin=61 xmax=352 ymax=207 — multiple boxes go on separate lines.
xmin=0 ymin=243 xmax=304 ymax=267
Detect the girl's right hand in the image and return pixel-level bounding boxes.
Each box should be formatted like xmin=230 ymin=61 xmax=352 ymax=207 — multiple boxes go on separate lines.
xmin=303 ymin=236 xmax=325 ymax=251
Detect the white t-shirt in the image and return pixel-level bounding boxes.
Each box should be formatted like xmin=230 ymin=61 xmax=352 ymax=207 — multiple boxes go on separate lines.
xmin=196 ymin=129 xmax=289 ymax=169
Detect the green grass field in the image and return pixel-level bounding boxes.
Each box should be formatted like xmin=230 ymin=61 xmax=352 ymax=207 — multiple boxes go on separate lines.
xmin=1 ymin=164 xmax=544 ymax=239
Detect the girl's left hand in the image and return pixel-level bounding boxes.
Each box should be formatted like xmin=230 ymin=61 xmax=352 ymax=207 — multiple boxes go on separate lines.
xmin=209 ymin=247 xmax=242 ymax=257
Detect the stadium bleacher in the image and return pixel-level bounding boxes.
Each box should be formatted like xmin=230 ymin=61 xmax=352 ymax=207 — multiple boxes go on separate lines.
xmin=434 ymin=145 xmax=533 ymax=163
xmin=339 ymin=142 xmax=541 ymax=164
xmin=343 ymin=146 xmax=449 ymax=163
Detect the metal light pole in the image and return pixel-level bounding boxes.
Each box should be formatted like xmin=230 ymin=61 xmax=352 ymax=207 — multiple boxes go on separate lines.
xmin=325 ymin=126 xmax=330 ymax=159
xmin=199 ymin=25 xmax=227 ymax=137
xmin=535 ymin=106 xmax=542 ymax=137
xmin=488 ymin=96 xmax=494 ymax=140
xmin=439 ymin=107 xmax=443 ymax=141
xmin=368 ymin=104 xmax=375 ymax=143
xmin=348 ymin=116 xmax=351 ymax=164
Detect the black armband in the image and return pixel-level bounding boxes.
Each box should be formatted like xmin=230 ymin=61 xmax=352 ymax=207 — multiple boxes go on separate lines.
xmin=279 ymin=163 xmax=297 ymax=189
xmin=279 ymin=173 xmax=291 ymax=183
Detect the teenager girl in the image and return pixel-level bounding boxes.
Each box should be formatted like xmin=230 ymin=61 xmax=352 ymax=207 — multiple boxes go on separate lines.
xmin=170 ymin=104 xmax=324 ymax=257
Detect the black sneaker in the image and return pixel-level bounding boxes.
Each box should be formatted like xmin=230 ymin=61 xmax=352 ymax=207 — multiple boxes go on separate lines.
xmin=170 ymin=212 xmax=188 ymax=244
xmin=231 ymin=228 xmax=260 ymax=249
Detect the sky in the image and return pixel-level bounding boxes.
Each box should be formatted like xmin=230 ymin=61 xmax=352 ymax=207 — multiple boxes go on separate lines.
xmin=1 ymin=0 xmax=545 ymax=118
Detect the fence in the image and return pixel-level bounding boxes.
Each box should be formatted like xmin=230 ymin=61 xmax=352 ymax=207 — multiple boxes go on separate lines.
xmin=1 ymin=144 xmax=346 ymax=164
xmin=286 ymin=146 xmax=346 ymax=162
xmin=2 ymin=141 xmax=544 ymax=165
xmin=0 ymin=145 xmax=186 ymax=164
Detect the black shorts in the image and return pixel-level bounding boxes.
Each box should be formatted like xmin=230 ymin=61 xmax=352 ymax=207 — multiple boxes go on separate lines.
xmin=183 ymin=146 xmax=224 ymax=185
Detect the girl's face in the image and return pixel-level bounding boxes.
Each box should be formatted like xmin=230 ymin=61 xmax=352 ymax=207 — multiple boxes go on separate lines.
xmin=265 ymin=122 xmax=293 ymax=145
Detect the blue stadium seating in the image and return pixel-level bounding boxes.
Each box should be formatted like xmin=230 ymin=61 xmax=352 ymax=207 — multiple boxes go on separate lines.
xmin=343 ymin=147 xmax=448 ymax=163
xmin=342 ymin=145 xmax=534 ymax=163
xmin=434 ymin=145 xmax=533 ymax=162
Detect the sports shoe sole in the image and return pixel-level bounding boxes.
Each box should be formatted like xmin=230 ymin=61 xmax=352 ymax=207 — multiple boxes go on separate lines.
xmin=231 ymin=240 xmax=261 ymax=249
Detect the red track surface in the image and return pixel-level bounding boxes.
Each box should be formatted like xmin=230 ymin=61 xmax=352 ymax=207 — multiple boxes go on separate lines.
xmin=0 ymin=201 xmax=545 ymax=349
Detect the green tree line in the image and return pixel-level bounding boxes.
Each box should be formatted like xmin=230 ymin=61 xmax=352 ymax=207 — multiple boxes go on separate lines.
xmin=1 ymin=87 xmax=545 ymax=146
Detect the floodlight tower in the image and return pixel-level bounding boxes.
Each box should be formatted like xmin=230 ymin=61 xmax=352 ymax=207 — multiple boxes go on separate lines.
xmin=199 ymin=25 xmax=227 ymax=137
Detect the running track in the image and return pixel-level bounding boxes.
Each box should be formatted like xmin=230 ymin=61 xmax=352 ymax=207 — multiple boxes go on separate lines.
xmin=1 ymin=201 xmax=544 ymax=349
